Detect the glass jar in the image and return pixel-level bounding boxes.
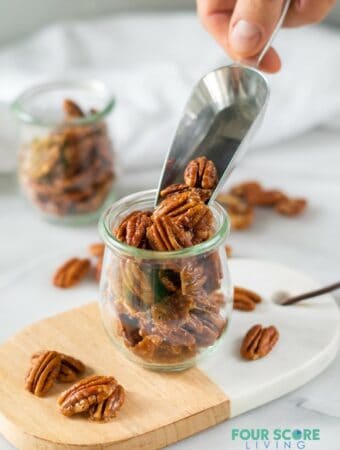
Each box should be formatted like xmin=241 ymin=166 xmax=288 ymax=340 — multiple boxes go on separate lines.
xmin=98 ymin=189 xmax=233 ymax=371
xmin=12 ymin=80 xmax=116 ymax=224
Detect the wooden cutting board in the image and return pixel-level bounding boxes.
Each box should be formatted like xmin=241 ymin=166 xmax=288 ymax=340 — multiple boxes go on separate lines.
xmin=0 ymin=259 xmax=339 ymax=450
xmin=0 ymin=302 xmax=229 ymax=450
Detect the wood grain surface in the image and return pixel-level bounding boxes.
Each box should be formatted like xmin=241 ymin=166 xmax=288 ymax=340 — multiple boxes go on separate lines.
xmin=0 ymin=302 xmax=229 ymax=450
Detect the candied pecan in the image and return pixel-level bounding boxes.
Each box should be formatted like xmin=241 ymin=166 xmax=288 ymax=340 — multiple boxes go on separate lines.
xmin=160 ymin=183 xmax=212 ymax=203
xmin=115 ymin=211 xmax=152 ymax=248
xmin=217 ymin=193 xmax=254 ymax=230
xmin=240 ymin=324 xmax=279 ymax=360
xmin=58 ymin=375 xmax=117 ymax=417
xmin=118 ymin=313 xmax=142 ymax=347
xmin=234 ymin=286 xmax=262 ymax=312
xmin=184 ymin=157 xmax=218 ymax=189
xmin=25 ymin=351 xmax=61 ymax=397
xmin=180 ymin=263 xmax=207 ymax=297
xmin=153 ymin=190 xmax=201 ymax=221
xmin=159 ymin=269 xmax=181 ymax=293
xmin=120 ymin=259 xmax=154 ymax=306
xmin=88 ymin=242 xmax=105 ymax=258
xmin=31 ymin=351 xmax=86 ymax=383
xmin=53 ymin=258 xmax=90 ymax=288
xmin=63 ymin=99 xmax=85 ymax=118
xmin=230 ymin=181 xmax=263 ymax=204
xmin=252 ymin=190 xmax=287 ymax=207
xmin=147 ymin=216 xmax=192 ymax=251
xmin=275 ymin=198 xmax=307 ymax=216
xmin=195 ymin=290 xmax=225 ymax=314
xmin=151 ymin=294 xmax=194 ymax=322
xmin=89 ymin=384 xmax=125 ymax=422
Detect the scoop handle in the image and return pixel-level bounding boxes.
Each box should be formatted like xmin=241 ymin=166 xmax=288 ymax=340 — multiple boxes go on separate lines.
xmin=256 ymin=0 xmax=291 ymax=68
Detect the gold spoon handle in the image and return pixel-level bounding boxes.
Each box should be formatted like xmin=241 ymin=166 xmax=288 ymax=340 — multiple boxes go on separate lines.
xmin=281 ymin=282 xmax=340 ymax=306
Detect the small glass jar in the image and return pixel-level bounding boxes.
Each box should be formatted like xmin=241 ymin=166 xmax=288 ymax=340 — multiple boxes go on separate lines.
xmin=12 ymin=80 xmax=116 ymax=224
xmin=98 ymin=190 xmax=233 ymax=371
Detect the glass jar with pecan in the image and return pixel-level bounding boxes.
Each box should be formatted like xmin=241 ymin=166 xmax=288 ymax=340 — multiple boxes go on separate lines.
xmin=12 ymin=80 xmax=116 ymax=224
xmin=98 ymin=189 xmax=232 ymax=371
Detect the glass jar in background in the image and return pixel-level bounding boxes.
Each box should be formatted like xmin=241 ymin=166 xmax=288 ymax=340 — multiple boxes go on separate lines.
xmin=12 ymin=80 xmax=116 ymax=224
xmin=98 ymin=189 xmax=233 ymax=372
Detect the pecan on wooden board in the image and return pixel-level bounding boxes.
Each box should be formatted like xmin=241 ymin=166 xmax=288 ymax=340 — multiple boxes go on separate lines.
xmin=31 ymin=351 xmax=86 ymax=383
xmin=240 ymin=324 xmax=279 ymax=360
xmin=25 ymin=351 xmax=61 ymax=396
xmin=58 ymin=375 xmax=117 ymax=416
xmin=89 ymin=384 xmax=125 ymax=422
xmin=184 ymin=156 xmax=218 ymax=189
xmin=234 ymin=286 xmax=262 ymax=311
xmin=53 ymin=258 xmax=90 ymax=288
xmin=115 ymin=210 xmax=153 ymax=248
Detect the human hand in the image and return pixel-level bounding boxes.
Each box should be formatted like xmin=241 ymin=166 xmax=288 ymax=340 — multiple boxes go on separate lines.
xmin=197 ymin=0 xmax=336 ymax=72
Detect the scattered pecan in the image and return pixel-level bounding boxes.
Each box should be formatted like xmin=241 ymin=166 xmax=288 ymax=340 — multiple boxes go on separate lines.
xmin=217 ymin=193 xmax=254 ymax=230
xmin=89 ymin=384 xmax=125 ymax=422
xmin=230 ymin=181 xmax=262 ymax=204
xmin=25 ymin=351 xmax=61 ymax=396
xmin=88 ymin=242 xmax=105 ymax=258
xmin=53 ymin=258 xmax=90 ymax=288
xmin=175 ymin=203 xmax=214 ymax=244
xmin=234 ymin=286 xmax=262 ymax=311
xmin=251 ymin=190 xmax=287 ymax=207
xmin=180 ymin=263 xmax=207 ymax=297
xmin=184 ymin=157 xmax=218 ymax=189
xmin=240 ymin=324 xmax=279 ymax=360
xmin=115 ymin=211 xmax=152 ymax=248
xmin=147 ymin=216 xmax=192 ymax=251
xmin=275 ymin=198 xmax=307 ymax=216
xmin=31 ymin=351 xmax=86 ymax=383
xmin=159 ymin=269 xmax=181 ymax=293
xmin=58 ymin=375 xmax=117 ymax=417
xmin=63 ymin=99 xmax=85 ymax=118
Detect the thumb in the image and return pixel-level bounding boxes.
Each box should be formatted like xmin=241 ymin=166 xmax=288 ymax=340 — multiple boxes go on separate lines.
xmin=228 ymin=0 xmax=285 ymax=60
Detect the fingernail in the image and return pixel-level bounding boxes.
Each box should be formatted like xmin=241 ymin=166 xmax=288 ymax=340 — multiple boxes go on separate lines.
xmin=230 ymin=20 xmax=262 ymax=54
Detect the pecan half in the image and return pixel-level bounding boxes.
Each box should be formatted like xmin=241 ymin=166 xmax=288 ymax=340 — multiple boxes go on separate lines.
xmin=89 ymin=384 xmax=125 ymax=422
xmin=160 ymin=183 xmax=212 ymax=203
xmin=275 ymin=198 xmax=307 ymax=216
xmin=240 ymin=324 xmax=279 ymax=360
xmin=53 ymin=258 xmax=90 ymax=288
xmin=115 ymin=211 xmax=152 ymax=248
xmin=175 ymin=203 xmax=214 ymax=244
xmin=25 ymin=351 xmax=61 ymax=396
xmin=147 ymin=216 xmax=192 ymax=251
xmin=217 ymin=193 xmax=254 ymax=230
xmin=88 ymin=242 xmax=105 ymax=258
xmin=153 ymin=191 xmax=201 ymax=221
xmin=63 ymin=99 xmax=85 ymax=118
xmin=184 ymin=157 xmax=218 ymax=189
xmin=234 ymin=286 xmax=262 ymax=311
xmin=31 ymin=351 xmax=86 ymax=383
xmin=58 ymin=375 xmax=117 ymax=416
xmin=230 ymin=181 xmax=263 ymax=204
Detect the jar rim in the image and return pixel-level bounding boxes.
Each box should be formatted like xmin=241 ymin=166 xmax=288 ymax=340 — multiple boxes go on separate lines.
xmin=98 ymin=189 xmax=230 ymax=259
xmin=11 ymin=79 xmax=115 ymax=127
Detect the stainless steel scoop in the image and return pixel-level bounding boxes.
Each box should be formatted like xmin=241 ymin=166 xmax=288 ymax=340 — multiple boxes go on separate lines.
xmin=155 ymin=0 xmax=290 ymax=205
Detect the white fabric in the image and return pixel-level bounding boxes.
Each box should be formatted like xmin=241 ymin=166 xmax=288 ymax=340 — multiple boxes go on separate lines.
xmin=0 ymin=13 xmax=340 ymax=182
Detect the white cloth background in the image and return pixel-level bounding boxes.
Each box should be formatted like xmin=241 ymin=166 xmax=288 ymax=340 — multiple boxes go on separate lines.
xmin=0 ymin=13 xmax=340 ymax=187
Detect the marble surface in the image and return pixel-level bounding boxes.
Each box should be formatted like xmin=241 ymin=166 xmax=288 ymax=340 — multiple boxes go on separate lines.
xmin=0 ymin=128 xmax=340 ymax=449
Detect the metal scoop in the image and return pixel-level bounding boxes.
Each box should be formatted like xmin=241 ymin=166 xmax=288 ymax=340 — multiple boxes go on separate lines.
xmin=155 ymin=0 xmax=290 ymax=205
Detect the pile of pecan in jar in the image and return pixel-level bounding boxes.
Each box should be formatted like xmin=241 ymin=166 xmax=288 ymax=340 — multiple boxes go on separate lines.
xmin=19 ymin=99 xmax=114 ymax=217
xmin=112 ymin=157 xmax=227 ymax=364
xmin=25 ymin=350 xmax=125 ymax=423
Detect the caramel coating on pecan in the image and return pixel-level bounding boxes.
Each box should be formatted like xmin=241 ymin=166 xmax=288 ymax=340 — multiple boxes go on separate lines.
xmin=234 ymin=286 xmax=262 ymax=312
xmin=63 ymin=99 xmax=85 ymax=118
xmin=25 ymin=351 xmax=61 ymax=397
xmin=89 ymin=384 xmax=125 ymax=422
xmin=58 ymin=375 xmax=117 ymax=416
xmin=88 ymin=242 xmax=105 ymax=258
xmin=31 ymin=351 xmax=86 ymax=383
xmin=115 ymin=211 xmax=152 ymax=248
xmin=230 ymin=181 xmax=263 ymax=205
xmin=275 ymin=198 xmax=307 ymax=216
xmin=147 ymin=216 xmax=192 ymax=251
xmin=240 ymin=324 xmax=279 ymax=360
xmin=153 ymin=191 xmax=201 ymax=221
xmin=53 ymin=258 xmax=90 ymax=288
xmin=184 ymin=157 xmax=218 ymax=189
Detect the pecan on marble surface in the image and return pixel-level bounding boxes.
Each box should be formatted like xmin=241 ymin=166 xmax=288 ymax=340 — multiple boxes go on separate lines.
xmin=89 ymin=384 xmax=125 ymax=422
xmin=25 ymin=350 xmax=61 ymax=396
xmin=234 ymin=286 xmax=262 ymax=311
xmin=153 ymin=190 xmax=201 ymax=221
xmin=53 ymin=257 xmax=90 ymax=288
xmin=115 ymin=210 xmax=152 ymax=248
xmin=275 ymin=198 xmax=307 ymax=216
xmin=184 ymin=156 xmax=218 ymax=189
xmin=240 ymin=324 xmax=279 ymax=360
xmin=58 ymin=375 xmax=117 ymax=416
